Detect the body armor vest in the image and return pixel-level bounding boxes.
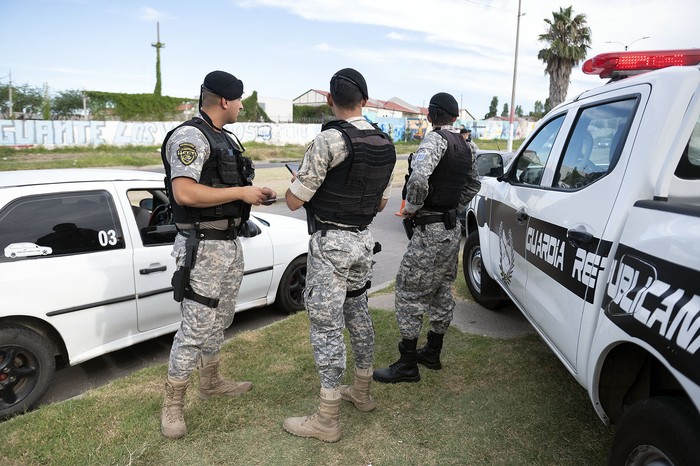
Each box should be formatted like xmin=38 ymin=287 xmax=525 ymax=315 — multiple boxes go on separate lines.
xmin=307 ymin=120 xmax=396 ymax=226
xmin=416 ymin=129 xmax=472 ymax=212
xmin=161 ymin=117 xmax=253 ymax=224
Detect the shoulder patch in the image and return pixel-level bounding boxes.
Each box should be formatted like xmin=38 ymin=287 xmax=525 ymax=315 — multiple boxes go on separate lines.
xmin=177 ymin=142 xmax=197 ymax=165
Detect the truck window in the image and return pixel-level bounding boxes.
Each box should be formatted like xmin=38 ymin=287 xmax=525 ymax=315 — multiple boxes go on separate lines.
xmin=674 ymin=114 xmax=700 ymax=180
xmin=512 ymin=114 xmax=565 ymax=186
xmin=553 ymin=98 xmax=637 ymax=190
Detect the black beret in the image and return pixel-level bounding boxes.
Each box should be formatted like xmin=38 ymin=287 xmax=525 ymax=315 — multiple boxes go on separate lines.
xmin=202 ymin=70 xmax=244 ymax=100
xmin=429 ymin=92 xmax=459 ymax=117
xmin=331 ymin=68 xmax=369 ymax=99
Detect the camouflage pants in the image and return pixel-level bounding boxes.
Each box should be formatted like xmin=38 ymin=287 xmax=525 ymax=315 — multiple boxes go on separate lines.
xmin=304 ymin=229 xmax=375 ymax=389
xmin=168 ymin=234 xmax=244 ymax=380
xmin=395 ymin=222 xmax=461 ymax=339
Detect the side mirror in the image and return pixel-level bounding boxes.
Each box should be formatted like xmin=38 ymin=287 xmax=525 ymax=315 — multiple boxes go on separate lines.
xmin=476 ymin=153 xmax=505 ymax=177
xmin=239 ymin=220 xmax=262 ymax=238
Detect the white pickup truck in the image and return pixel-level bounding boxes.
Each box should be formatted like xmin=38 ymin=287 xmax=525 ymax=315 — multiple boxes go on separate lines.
xmin=462 ymin=49 xmax=700 ymax=465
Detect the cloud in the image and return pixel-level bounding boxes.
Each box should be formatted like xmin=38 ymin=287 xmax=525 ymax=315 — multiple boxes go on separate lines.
xmin=140 ymin=7 xmax=163 ymax=21
xmin=386 ymin=32 xmax=412 ymax=42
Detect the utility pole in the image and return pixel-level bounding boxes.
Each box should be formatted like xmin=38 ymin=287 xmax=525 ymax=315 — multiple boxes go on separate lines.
xmin=8 ymin=70 xmax=13 ymax=119
xmin=152 ymin=22 xmax=165 ymax=96
xmin=507 ymin=0 xmax=523 ymax=153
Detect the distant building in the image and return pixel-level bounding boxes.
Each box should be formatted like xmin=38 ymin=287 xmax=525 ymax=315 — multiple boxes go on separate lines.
xmin=257 ymin=95 xmax=293 ymax=123
xmin=293 ymin=89 xmax=437 ymax=119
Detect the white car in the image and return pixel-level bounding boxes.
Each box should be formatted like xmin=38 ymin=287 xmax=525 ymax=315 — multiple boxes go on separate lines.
xmin=0 ymin=169 xmax=309 ymax=419
xmin=4 ymin=242 xmax=52 ymax=258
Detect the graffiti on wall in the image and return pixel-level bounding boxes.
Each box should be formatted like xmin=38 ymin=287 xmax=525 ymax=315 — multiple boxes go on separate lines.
xmin=0 ymin=120 xmax=323 ymax=147
xmin=0 ymin=118 xmax=535 ymax=147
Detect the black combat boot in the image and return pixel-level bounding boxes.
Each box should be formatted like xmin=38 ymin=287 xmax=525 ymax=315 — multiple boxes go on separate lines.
xmin=416 ymin=330 xmax=444 ymax=370
xmin=373 ymin=339 xmax=420 ymax=383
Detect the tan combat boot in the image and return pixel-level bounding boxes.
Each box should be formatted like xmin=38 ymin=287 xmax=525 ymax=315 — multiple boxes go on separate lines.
xmin=198 ymin=353 xmax=253 ymax=400
xmin=283 ymin=387 xmax=342 ymax=442
xmin=161 ymin=377 xmax=189 ymax=439
xmin=339 ymin=367 xmax=376 ymax=412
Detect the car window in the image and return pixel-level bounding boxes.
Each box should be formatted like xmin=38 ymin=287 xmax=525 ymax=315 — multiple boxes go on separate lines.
xmin=0 ymin=190 xmax=124 ymax=261
xmin=127 ymin=189 xmax=176 ymax=246
xmin=553 ymin=98 xmax=637 ymax=190
xmin=511 ymin=114 xmax=565 ymax=186
xmin=674 ymin=113 xmax=700 ymax=180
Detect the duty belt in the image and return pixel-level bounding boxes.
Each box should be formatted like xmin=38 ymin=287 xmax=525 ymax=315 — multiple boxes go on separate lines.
xmin=314 ymin=219 xmax=367 ymax=233
xmin=412 ymin=214 xmax=445 ymax=226
xmin=179 ymin=228 xmax=238 ymax=241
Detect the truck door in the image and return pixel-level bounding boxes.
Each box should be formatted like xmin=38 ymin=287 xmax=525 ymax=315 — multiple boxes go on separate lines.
xmin=522 ymin=96 xmax=639 ymax=369
xmin=486 ymin=114 xmax=566 ymax=310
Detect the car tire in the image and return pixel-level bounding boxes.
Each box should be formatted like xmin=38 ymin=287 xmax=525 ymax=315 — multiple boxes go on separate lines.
xmin=0 ymin=326 xmax=56 ymax=420
xmin=275 ymin=255 xmax=307 ymax=314
xmin=463 ymin=231 xmax=507 ymax=310
xmin=609 ymin=397 xmax=700 ymax=466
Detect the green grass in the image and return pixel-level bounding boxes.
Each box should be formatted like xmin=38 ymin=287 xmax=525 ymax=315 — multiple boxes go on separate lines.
xmin=0 ymin=307 xmax=613 ymax=465
xmin=0 ymin=138 xmax=522 ymax=172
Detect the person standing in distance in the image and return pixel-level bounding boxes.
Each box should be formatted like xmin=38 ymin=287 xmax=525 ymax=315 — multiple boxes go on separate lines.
xmin=160 ymin=70 xmax=276 ymax=439
xmin=373 ymin=92 xmax=480 ymax=384
xmin=460 ymin=128 xmax=480 ymax=154
xmin=283 ymin=68 xmax=396 ymax=442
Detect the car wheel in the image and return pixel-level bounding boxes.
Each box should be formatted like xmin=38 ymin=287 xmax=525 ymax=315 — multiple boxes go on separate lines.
xmin=463 ymin=231 xmax=506 ymax=310
xmin=0 ymin=326 xmax=56 ymax=419
xmin=275 ymin=255 xmax=307 ymax=314
xmin=609 ymin=397 xmax=700 ymax=466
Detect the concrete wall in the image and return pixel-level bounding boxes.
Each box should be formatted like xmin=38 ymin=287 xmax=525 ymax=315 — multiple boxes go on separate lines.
xmin=0 ymin=119 xmax=321 ymax=147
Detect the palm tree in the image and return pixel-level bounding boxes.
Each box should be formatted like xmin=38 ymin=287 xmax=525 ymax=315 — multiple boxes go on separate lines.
xmin=538 ymin=6 xmax=591 ymax=111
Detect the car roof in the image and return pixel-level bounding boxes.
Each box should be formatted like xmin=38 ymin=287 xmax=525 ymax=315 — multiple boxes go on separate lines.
xmin=0 ymin=169 xmax=164 ymax=188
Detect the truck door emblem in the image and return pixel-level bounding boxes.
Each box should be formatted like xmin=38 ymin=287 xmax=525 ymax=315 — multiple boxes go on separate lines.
xmin=498 ymin=222 xmax=515 ymax=285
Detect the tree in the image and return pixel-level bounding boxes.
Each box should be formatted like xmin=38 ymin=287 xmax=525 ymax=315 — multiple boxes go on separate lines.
xmin=239 ymin=91 xmax=271 ymax=122
xmin=501 ymin=103 xmax=509 ymax=118
xmin=52 ymin=89 xmax=86 ymax=119
xmin=529 ymin=100 xmax=545 ymax=119
xmin=485 ymin=96 xmax=499 ymax=119
xmin=515 ymin=105 xmax=524 ymax=117
xmin=537 ymin=6 xmax=591 ymax=110
xmin=1 ymin=83 xmax=43 ymax=118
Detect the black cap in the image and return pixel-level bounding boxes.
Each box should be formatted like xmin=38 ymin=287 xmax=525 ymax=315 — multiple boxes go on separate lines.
xmin=429 ymin=92 xmax=459 ymax=117
xmin=331 ymin=68 xmax=368 ymax=100
xmin=202 ymin=70 xmax=244 ymax=100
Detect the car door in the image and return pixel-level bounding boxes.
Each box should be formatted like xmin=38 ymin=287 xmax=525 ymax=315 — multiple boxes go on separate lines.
xmin=237 ymin=216 xmax=275 ymax=309
xmin=520 ymin=93 xmax=642 ymax=369
xmin=0 ymin=185 xmax=138 ymax=364
xmin=485 ymin=114 xmax=566 ymax=310
xmin=122 ymin=183 xmax=180 ymax=332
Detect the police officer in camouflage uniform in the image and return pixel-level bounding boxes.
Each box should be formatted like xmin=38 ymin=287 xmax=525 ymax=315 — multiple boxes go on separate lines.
xmin=160 ymin=70 xmax=277 ymax=439
xmin=283 ymin=68 xmax=396 ymax=442
xmin=374 ymin=92 xmax=480 ymax=384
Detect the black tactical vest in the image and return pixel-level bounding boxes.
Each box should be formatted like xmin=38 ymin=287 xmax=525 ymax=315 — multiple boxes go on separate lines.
xmin=307 ymin=119 xmax=396 ymax=226
xmin=421 ymin=129 xmax=472 ymax=212
xmin=161 ymin=117 xmax=253 ymax=224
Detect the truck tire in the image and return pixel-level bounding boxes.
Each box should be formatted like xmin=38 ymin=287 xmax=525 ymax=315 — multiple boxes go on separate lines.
xmin=275 ymin=255 xmax=307 ymax=314
xmin=463 ymin=231 xmax=507 ymax=310
xmin=0 ymin=326 xmax=56 ymax=419
xmin=609 ymin=397 xmax=700 ymax=466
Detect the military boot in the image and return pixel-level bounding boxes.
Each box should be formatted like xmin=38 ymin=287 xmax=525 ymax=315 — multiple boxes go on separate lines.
xmin=161 ymin=377 xmax=189 ymax=439
xmin=339 ymin=367 xmax=376 ymax=412
xmin=372 ymin=339 xmax=420 ymax=384
xmin=416 ymin=330 xmax=445 ymax=370
xmin=283 ymin=387 xmax=342 ymax=442
xmin=198 ymin=353 xmax=252 ymax=400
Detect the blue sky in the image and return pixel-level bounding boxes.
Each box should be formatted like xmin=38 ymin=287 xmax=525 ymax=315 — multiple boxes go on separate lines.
xmin=3 ymin=0 xmax=698 ymax=117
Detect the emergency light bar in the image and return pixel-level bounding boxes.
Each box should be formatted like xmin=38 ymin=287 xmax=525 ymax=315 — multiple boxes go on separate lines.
xmin=582 ymin=49 xmax=700 ymax=79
